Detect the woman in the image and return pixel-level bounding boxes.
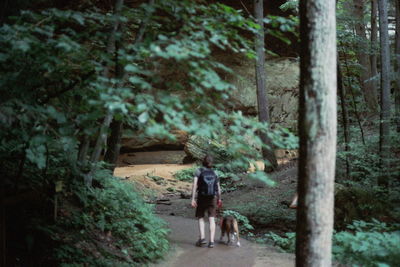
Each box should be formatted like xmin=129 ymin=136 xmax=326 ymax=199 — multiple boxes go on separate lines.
xmin=191 ymin=155 xmax=222 ymax=248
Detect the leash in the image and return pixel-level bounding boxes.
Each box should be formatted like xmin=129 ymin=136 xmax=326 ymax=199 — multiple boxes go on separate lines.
xmin=217 ymin=199 xmax=223 ymax=227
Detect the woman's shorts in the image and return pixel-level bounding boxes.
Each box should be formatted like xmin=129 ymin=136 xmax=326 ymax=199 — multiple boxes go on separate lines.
xmin=195 ymin=196 xmax=217 ymax=218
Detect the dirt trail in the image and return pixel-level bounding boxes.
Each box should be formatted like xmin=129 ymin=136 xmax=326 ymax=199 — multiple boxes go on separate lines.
xmin=151 ymin=215 xmax=295 ymax=267
xmin=114 ymin=163 xmax=192 ymax=180
xmin=114 ymin=151 xmax=296 ymax=267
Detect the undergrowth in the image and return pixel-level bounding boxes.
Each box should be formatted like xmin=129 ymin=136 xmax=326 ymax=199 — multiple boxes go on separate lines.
xmin=264 ymin=219 xmax=400 ymax=267
xmin=38 ymin=169 xmax=169 ymax=266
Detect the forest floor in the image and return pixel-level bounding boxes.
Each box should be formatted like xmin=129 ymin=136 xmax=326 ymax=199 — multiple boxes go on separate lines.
xmin=114 ymin=151 xmax=298 ymax=266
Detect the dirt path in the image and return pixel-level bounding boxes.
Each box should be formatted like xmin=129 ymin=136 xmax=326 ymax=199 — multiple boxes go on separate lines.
xmin=114 ymin=158 xmax=294 ymax=267
xmin=151 ymin=215 xmax=295 ymax=267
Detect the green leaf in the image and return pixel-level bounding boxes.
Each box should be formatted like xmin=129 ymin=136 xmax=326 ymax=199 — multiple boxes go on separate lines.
xmin=138 ymin=112 xmax=149 ymax=123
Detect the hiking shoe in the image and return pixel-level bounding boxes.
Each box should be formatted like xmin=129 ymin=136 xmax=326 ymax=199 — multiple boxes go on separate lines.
xmin=208 ymin=242 xmax=214 ymax=248
xmin=196 ymin=238 xmax=207 ymax=247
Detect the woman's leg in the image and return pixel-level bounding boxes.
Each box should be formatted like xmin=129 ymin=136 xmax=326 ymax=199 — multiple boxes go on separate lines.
xmin=198 ymin=217 xmax=205 ymax=239
xmin=209 ymin=216 xmax=215 ymax=242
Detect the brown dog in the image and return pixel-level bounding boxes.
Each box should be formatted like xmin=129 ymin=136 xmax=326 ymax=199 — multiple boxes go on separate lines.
xmin=219 ymin=215 xmax=241 ymax=247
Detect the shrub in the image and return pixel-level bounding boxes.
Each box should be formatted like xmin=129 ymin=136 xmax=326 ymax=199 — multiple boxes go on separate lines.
xmin=264 ymin=219 xmax=400 ymax=267
xmin=173 ymin=166 xmax=198 ymax=182
xmin=335 ymin=182 xmax=400 ymax=228
xmin=264 ymin=232 xmax=296 ymax=253
xmin=46 ymin=170 xmax=169 ymax=265
xmin=333 ymin=220 xmax=400 ymax=267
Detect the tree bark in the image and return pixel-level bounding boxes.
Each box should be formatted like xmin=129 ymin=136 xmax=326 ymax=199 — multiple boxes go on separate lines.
xmin=378 ymin=0 xmax=391 ymax=186
xmin=395 ymin=0 xmax=400 ymax=133
xmin=104 ymin=119 xmax=123 ymax=167
xmin=353 ymin=0 xmax=378 ymax=113
xmin=370 ymin=0 xmax=379 ymax=95
xmin=254 ymin=0 xmax=278 ymax=172
xmin=296 ymin=0 xmax=337 ymax=266
xmin=338 ymin=62 xmax=350 ymax=179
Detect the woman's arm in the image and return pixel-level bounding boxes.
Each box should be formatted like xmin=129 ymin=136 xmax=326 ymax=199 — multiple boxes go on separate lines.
xmin=191 ymin=176 xmax=198 ymax=207
xmin=217 ymin=181 xmax=221 ymax=201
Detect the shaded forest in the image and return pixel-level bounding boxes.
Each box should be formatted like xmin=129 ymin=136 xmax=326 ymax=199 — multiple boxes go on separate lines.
xmin=1 ymin=0 xmax=399 ymax=266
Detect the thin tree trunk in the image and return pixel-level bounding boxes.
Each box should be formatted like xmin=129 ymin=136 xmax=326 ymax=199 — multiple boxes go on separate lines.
xmin=254 ymin=0 xmax=278 ymax=172
xmin=90 ymin=113 xmax=114 ymax=165
xmin=395 ymin=0 xmax=400 ymax=133
xmin=370 ymin=0 xmax=379 ymax=93
xmin=343 ymin=50 xmax=366 ymax=145
xmin=104 ymin=119 xmax=123 ymax=167
xmin=353 ymin=0 xmax=378 ymax=113
xmin=378 ymin=0 xmax=391 ymax=186
xmin=78 ymin=135 xmax=90 ymax=165
xmin=296 ymin=0 xmax=337 ymax=266
xmin=104 ymin=0 xmax=154 ymax=171
xmin=338 ymin=62 xmax=350 ymax=179
xmin=102 ymin=0 xmax=125 ymax=78
xmin=104 ymin=25 xmax=124 ymax=169
xmin=87 ymin=0 xmax=125 ymax=186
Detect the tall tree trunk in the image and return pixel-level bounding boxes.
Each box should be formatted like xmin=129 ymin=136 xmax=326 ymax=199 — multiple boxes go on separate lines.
xmin=104 ymin=28 xmax=124 ymax=169
xmin=87 ymin=0 xmax=124 ymax=186
xmin=353 ymin=0 xmax=378 ymax=113
xmin=91 ymin=0 xmax=125 ymax=164
xmin=254 ymin=0 xmax=278 ymax=172
xmin=378 ymin=0 xmax=391 ymax=186
xmin=370 ymin=0 xmax=379 ymax=94
xmin=296 ymin=0 xmax=337 ymax=266
xmin=104 ymin=119 xmax=123 ymax=167
xmin=338 ymin=62 xmax=350 ymax=179
xmin=395 ymin=0 xmax=400 ymax=133
xmin=104 ymin=0 xmax=154 ymax=171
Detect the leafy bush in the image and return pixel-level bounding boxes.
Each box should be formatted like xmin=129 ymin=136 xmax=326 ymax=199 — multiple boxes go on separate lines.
xmin=334 ymin=181 xmax=400 ymax=228
xmin=222 ymin=210 xmax=254 ymax=233
xmin=173 ymin=166 xmax=198 ymax=182
xmin=336 ymin=127 xmax=400 ymax=183
xmin=46 ymin=170 xmax=169 ymax=265
xmin=264 ymin=219 xmax=400 ymax=267
xmin=264 ymin=232 xmax=296 ymax=252
xmin=333 ymin=219 xmax=400 ymax=267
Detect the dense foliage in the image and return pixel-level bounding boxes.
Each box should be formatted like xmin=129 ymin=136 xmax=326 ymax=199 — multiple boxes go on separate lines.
xmin=46 ymin=171 xmax=169 ymax=265
xmin=265 ymin=220 xmax=400 ymax=267
xmin=2 ymin=0 xmax=399 ymax=265
xmin=0 ymin=0 xmax=298 ymax=264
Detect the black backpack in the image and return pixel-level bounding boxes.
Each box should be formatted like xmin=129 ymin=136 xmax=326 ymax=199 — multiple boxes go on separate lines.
xmin=197 ymin=168 xmax=218 ymax=196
